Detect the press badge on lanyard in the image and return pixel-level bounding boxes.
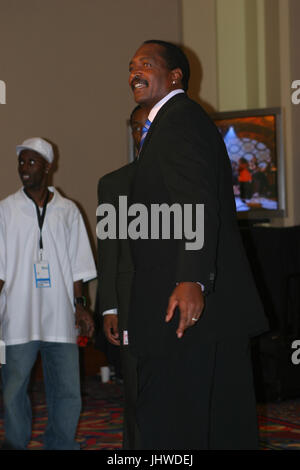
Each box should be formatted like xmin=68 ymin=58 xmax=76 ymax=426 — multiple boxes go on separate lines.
xmin=34 ymin=259 xmax=51 ymax=288
xmin=26 ymin=189 xmax=52 ymax=288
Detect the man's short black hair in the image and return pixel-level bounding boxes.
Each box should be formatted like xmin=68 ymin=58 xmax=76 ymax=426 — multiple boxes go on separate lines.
xmin=143 ymin=40 xmax=190 ymax=92
xmin=129 ymin=105 xmax=142 ymax=126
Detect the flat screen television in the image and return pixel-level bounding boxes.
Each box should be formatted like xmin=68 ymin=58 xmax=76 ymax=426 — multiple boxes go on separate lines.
xmin=211 ymin=107 xmax=286 ymax=221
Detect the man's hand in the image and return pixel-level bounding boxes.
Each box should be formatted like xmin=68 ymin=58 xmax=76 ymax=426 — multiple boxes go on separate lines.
xmin=103 ymin=314 xmax=120 ymax=346
xmin=75 ymin=305 xmax=95 ymax=338
xmin=166 ymin=282 xmax=205 ymax=339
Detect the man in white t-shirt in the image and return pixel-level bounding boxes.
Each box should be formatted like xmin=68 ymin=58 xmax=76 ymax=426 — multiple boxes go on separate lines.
xmin=0 ymin=137 xmax=97 ymax=450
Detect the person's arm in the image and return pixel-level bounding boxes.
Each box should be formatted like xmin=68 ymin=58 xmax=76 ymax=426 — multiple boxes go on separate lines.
xmin=159 ymin=107 xmax=221 ymax=338
xmin=67 ymin=200 xmax=97 ymax=338
xmin=74 ymin=280 xmax=94 ymax=337
xmin=0 ymin=280 xmax=4 ymax=368
xmin=0 ymin=210 xmax=5 ymax=296
xmin=97 ymin=177 xmax=120 ymax=346
xmin=0 ymin=210 xmax=6 ymax=363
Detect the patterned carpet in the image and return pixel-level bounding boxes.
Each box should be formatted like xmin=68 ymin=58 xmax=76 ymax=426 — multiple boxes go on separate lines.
xmin=258 ymin=400 xmax=300 ymax=450
xmin=1 ymin=376 xmax=300 ymax=450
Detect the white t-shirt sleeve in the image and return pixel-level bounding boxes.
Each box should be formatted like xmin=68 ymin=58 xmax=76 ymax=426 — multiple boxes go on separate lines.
xmin=0 ymin=207 xmax=6 ymax=282
xmin=69 ymin=207 xmax=97 ymax=283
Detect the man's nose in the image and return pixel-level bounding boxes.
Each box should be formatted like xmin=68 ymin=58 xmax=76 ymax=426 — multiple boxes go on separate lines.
xmin=129 ymin=70 xmax=142 ymax=82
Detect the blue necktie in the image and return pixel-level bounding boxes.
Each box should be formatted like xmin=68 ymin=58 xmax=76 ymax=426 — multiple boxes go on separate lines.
xmin=139 ymin=118 xmax=151 ymax=151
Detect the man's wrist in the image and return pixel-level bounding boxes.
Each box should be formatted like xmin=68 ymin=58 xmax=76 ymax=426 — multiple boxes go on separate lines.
xmin=103 ymin=308 xmax=118 ymax=316
xmin=74 ymin=296 xmax=87 ymax=308
xmin=176 ymin=281 xmax=204 ymax=291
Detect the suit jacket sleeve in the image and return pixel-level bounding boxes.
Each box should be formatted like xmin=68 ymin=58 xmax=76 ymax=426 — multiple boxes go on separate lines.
xmin=157 ymin=105 xmax=223 ymax=292
xmin=97 ymin=177 xmax=119 ymax=314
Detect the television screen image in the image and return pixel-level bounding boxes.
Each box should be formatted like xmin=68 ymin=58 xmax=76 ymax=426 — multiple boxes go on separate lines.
xmin=212 ymin=108 xmax=285 ymax=219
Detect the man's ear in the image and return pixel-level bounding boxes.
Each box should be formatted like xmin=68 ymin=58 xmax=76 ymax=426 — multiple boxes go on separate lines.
xmin=45 ymin=163 xmax=51 ymax=174
xmin=171 ymin=68 xmax=183 ymax=85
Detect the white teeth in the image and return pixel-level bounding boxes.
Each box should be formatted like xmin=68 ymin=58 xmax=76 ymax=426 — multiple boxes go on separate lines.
xmin=134 ymin=83 xmax=144 ymax=88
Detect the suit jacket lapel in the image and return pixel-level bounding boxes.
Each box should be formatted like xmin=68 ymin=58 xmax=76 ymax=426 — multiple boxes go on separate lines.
xmin=138 ymin=93 xmax=187 ymax=161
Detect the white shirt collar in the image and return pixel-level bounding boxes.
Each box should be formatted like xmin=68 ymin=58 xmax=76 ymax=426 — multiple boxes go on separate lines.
xmin=148 ymin=89 xmax=185 ymax=123
xmin=19 ymin=186 xmax=58 ymax=212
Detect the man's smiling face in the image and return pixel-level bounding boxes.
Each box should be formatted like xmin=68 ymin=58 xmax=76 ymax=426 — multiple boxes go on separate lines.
xmin=129 ymin=43 xmax=174 ymax=111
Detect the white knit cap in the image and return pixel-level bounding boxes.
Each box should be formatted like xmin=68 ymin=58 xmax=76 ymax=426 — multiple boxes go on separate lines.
xmin=16 ymin=137 xmax=54 ymax=164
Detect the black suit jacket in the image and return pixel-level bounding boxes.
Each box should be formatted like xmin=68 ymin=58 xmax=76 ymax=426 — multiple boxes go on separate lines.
xmin=128 ymin=93 xmax=269 ymax=357
xmin=97 ymin=162 xmax=136 ymax=339
xmin=97 ymin=162 xmax=141 ymax=450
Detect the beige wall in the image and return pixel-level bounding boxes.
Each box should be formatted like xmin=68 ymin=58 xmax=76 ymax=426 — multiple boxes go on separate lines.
xmin=216 ymin=0 xmax=249 ymax=110
xmin=0 ymin=0 xmax=182 ymax=225
xmin=181 ymin=0 xmax=282 ymax=111
xmin=0 ymin=0 xmax=182 ymax=303
xmin=182 ymin=0 xmax=218 ymax=112
xmin=181 ymin=0 xmax=300 ymax=227
xmin=216 ymin=0 xmax=281 ymax=111
xmin=264 ymin=0 xmax=281 ymax=107
xmin=289 ymin=0 xmax=300 ymax=225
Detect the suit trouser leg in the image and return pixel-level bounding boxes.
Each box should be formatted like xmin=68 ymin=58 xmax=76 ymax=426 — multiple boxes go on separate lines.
xmin=136 ymin=342 xmax=217 ymax=450
xmin=209 ymin=337 xmax=259 ymax=450
xmin=120 ymin=346 xmax=141 ymax=450
xmin=136 ymin=337 xmax=259 ymax=450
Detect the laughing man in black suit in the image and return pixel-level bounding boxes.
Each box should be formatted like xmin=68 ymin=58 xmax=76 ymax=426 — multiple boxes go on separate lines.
xmin=127 ymin=40 xmax=268 ymax=449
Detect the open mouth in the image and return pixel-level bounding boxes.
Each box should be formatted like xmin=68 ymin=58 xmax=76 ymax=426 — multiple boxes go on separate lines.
xmin=131 ymin=78 xmax=148 ymax=91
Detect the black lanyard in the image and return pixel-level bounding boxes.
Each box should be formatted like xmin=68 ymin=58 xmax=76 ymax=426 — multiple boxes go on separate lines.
xmin=24 ymin=189 xmax=50 ymax=256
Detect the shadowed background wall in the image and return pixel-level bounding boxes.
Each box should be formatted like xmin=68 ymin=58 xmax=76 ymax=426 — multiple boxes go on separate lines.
xmin=0 ymin=0 xmax=182 ymax=233
xmin=0 ymin=0 xmax=182 ymax=304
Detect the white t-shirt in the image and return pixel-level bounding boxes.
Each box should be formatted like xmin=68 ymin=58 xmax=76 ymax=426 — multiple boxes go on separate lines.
xmin=0 ymin=187 xmax=97 ymax=345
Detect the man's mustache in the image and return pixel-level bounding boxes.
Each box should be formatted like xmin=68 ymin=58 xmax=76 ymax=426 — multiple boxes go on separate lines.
xmin=131 ymin=77 xmax=148 ymax=90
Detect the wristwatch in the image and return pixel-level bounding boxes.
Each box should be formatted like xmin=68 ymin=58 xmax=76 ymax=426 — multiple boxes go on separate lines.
xmin=74 ymin=296 xmax=87 ymax=307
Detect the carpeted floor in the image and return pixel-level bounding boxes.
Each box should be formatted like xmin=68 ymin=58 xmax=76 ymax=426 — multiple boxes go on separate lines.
xmin=1 ymin=376 xmax=300 ymax=450
xmin=258 ymin=400 xmax=300 ymax=450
